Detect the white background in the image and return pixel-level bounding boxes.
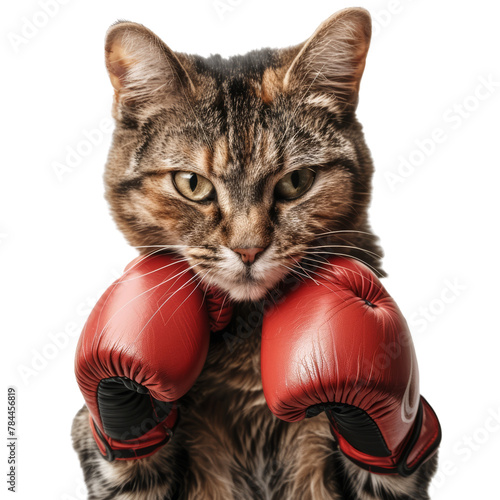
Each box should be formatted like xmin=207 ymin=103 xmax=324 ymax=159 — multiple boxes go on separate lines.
xmin=2 ymin=0 xmax=499 ymax=498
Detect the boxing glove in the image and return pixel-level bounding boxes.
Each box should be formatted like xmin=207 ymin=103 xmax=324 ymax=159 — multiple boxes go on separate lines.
xmin=75 ymin=253 xmax=232 ymax=461
xmin=261 ymin=257 xmax=441 ymax=476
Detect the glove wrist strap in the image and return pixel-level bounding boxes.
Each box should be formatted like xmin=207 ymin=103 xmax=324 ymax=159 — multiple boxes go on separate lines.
xmin=90 ymin=405 xmax=178 ymax=462
xmin=331 ymin=397 xmax=441 ymax=476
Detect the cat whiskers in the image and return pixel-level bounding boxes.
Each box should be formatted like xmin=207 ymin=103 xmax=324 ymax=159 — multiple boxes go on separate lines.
xmin=199 ymin=268 xmax=215 ymax=307
xmin=131 ymin=244 xmax=206 ymax=249
xmin=277 ymin=257 xmax=352 ymax=299
xmin=300 ymin=254 xmax=386 ymax=295
xmin=132 ymin=267 xmax=204 ymax=343
xmin=302 ymin=250 xmax=380 ymax=275
xmin=117 ymin=256 xmax=192 ymax=283
xmin=304 ymin=229 xmax=383 ymax=271
xmin=304 ymin=244 xmax=382 ymax=260
xmin=97 ymin=262 xmax=198 ymax=343
xmin=289 ymin=255 xmax=321 ymax=285
xmin=276 ymin=237 xmax=385 ymax=295
xmin=122 ymin=244 xmax=212 ymax=281
xmin=311 ymin=229 xmax=379 ymax=238
xmin=277 ymin=262 xmax=316 ymax=285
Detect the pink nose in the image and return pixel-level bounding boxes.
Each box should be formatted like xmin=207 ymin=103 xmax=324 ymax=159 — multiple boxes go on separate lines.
xmin=232 ymin=247 xmax=266 ymax=265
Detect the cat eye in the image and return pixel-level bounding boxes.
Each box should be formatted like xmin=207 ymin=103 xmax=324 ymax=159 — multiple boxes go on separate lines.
xmin=275 ymin=168 xmax=316 ymax=201
xmin=173 ymin=171 xmax=216 ymax=202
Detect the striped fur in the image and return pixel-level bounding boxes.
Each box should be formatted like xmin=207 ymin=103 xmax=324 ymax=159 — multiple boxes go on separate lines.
xmin=72 ymin=8 xmax=438 ymax=499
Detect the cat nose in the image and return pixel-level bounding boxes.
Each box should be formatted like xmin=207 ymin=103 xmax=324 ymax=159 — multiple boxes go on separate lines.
xmin=232 ymin=247 xmax=266 ymax=265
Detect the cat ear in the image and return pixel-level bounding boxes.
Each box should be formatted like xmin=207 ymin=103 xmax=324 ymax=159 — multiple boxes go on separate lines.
xmin=105 ymin=21 xmax=195 ymax=110
xmin=284 ymin=8 xmax=371 ymax=113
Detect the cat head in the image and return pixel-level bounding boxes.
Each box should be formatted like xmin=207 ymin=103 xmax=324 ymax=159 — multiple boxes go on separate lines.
xmin=103 ymin=8 xmax=383 ymax=302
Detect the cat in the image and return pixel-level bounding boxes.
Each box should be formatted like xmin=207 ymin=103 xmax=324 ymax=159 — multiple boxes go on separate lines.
xmin=71 ymin=7 xmax=438 ymax=499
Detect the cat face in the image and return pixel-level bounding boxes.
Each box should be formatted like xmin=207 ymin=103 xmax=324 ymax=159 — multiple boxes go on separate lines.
xmin=103 ymin=8 xmax=383 ymax=301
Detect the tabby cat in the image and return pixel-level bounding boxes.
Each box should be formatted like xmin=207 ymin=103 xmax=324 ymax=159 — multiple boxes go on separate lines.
xmin=71 ymin=7 xmax=438 ymax=499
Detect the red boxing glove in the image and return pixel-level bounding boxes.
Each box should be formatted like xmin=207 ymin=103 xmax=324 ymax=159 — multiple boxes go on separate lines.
xmin=261 ymin=257 xmax=441 ymax=476
xmin=75 ymin=253 xmax=232 ymax=461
